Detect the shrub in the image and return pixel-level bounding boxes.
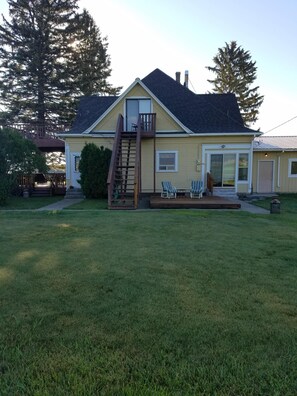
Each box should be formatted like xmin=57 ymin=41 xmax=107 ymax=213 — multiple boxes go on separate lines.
xmin=79 ymin=143 xmax=111 ymax=198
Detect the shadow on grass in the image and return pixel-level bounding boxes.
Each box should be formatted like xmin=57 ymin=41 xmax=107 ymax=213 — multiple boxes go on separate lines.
xmin=0 ymin=210 xmax=296 ymax=394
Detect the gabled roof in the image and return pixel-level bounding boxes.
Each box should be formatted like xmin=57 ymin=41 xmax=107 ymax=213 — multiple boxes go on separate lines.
xmin=253 ymin=136 xmax=297 ymax=151
xmin=69 ymin=96 xmax=118 ymax=134
xmin=63 ymin=68 xmax=259 ymax=135
xmin=142 ymin=69 xmax=256 ymax=134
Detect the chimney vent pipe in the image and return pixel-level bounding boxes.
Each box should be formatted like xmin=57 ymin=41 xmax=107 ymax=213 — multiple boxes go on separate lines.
xmin=175 ymin=71 xmax=181 ymax=84
xmin=184 ymin=70 xmax=189 ymax=88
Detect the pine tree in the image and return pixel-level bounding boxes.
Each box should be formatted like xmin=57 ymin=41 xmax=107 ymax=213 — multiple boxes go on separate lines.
xmin=206 ymin=41 xmax=264 ymax=126
xmin=70 ymin=9 xmax=120 ymax=97
xmin=0 ymin=1 xmax=119 ymax=127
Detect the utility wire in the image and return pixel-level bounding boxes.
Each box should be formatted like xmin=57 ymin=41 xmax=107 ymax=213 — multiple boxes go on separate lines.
xmin=265 ymin=115 xmax=297 ymax=133
xmin=188 ymin=78 xmax=197 ymax=93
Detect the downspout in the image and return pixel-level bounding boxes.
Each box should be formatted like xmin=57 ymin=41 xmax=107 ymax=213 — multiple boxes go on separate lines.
xmin=153 ymin=135 xmax=156 ymax=193
xmin=277 ymin=155 xmax=281 ymax=189
xmin=249 ymin=136 xmax=255 ymax=194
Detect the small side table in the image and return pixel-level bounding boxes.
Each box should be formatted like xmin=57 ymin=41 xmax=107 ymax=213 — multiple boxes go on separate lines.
xmin=176 ymin=189 xmax=187 ymax=198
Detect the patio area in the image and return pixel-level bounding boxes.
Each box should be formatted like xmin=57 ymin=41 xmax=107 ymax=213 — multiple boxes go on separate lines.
xmin=149 ymin=195 xmax=241 ymax=209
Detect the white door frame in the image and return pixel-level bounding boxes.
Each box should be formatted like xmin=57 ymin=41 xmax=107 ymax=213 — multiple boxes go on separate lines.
xmin=70 ymin=152 xmax=81 ymax=188
xmin=257 ymin=160 xmax=274 ymax=193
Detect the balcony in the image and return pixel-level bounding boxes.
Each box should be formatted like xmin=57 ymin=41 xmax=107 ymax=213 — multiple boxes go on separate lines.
xmin=130 ymin=113 xmax=156 ymax=138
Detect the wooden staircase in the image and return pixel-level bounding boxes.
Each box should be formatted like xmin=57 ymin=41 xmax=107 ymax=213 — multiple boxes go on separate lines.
xmin=108 ymin=115 xmax=140 ymax=209
xmin=112 ymin=133 xmax=137 ymax=208
xmin=107 ymin=113 xmax=156 ymax=210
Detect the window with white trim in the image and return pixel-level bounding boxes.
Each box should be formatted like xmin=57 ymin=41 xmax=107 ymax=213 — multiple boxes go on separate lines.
xmin=238 ymin=153 xmax=249 ymax=181
xmin=288 ymin=158 xmax=297 ymax=177
xmin=157 ymin=151 xmax=178 ymax=172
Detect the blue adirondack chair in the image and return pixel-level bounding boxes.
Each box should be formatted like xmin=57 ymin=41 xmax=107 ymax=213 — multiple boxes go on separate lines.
xmin=190 ymin=180 xmax=203 ymax=199
xmin=161 ymin=181 xmax=177 ymax=199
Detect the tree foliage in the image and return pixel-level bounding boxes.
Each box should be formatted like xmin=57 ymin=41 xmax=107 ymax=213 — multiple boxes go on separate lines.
xmin=0 ymin=127 xmax=47 ymax=203
xmin=206 ymin=41 xmax=264 ymax=126
xmin=78 ymin=143 xmax=112 ymax=199
xmin=0 ymin=0 xmax=120 ymax=125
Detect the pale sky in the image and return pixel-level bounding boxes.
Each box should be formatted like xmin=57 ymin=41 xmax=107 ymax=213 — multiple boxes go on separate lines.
xmin=1 ymin=0 xmax=296 ymax=135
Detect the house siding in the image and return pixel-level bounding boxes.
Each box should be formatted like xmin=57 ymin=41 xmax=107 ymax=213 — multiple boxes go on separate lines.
xmin=93 ymin=83 xmax=182 ymax=133
xmin=141 ymin=135 xmax=253 ymax=193
xmin=253 ymin=151 xmax=297 ymax=193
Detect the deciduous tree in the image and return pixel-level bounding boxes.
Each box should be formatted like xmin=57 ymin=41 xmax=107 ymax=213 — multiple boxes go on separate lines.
xmin=0 ymin=128 xmax=47 ymax=203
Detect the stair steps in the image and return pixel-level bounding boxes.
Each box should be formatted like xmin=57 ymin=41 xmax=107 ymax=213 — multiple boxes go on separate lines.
xmin=109 ymin=131 xmax=137 ymax=209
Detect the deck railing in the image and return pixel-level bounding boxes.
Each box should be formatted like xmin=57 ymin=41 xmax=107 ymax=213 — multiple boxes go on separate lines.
xmin=5 ymin=123 xmax=69 ymax=139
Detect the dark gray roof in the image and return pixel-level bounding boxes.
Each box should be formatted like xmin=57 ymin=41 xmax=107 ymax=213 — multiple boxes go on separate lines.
xmin=65 ymin=68 xmax=258 ymax=135
xmin=142 ymin=68 xmax=256 ymax=134
xmin=67 ymin=96 xmax=117 ymax=134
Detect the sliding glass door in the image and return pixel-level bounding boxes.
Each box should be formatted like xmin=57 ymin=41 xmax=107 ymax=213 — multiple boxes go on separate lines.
xmin=210 ymin=154 xmax=236 ymax=187
xmin=126 ymin=99 xmax=151 ymax=131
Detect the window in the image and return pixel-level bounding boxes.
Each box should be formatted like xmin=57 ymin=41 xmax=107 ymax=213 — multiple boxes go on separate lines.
xmin=238 ymin=153 xmax=249 ymax=181
xmin=157 ymin=151 xmax=178 ymax=172
xmin=288 ymin=158 xmax=297 ymax=177
xmin=74 ymin=156 xmax=80 ymax=172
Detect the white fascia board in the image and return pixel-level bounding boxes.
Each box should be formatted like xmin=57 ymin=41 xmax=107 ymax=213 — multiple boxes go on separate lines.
xmin=81 ymin=79 xmax=142 ymax=135
xmin=81 ymin=77 xmax=194 ymax=136
xmin=191 ymin=132 xmax=258 ymax=137
xmin=138 ymin=80 xmax=194 ymax=135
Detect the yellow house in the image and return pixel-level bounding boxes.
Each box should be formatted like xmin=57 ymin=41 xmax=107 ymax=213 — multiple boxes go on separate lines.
xmin=253 ymin=136 xmax=297 ymax=194
xmin=60 ymin=69 xmax=261 ymax=208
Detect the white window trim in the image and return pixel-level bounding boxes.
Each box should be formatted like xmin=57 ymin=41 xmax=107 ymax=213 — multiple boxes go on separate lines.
xmin=156 ymin=150 xmax=178 ymax=172
xmin=288 ymin=158 xmax=297 ymax=178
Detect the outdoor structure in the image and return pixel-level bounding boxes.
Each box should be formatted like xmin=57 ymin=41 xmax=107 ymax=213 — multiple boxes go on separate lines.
xmin=253 ymin=136 xmax=297 ymax=194
xmin=60 ymin=69 xmax=262 ymax=209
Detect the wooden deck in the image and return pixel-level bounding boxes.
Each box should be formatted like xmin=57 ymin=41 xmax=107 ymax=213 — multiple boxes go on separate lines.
xmin=150 ymin=195 xmax=241 ymax=209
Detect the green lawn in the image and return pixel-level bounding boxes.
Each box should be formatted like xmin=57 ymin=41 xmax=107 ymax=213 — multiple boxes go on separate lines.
xmin=0 ymin=204 xmax=297 ymax=394
xmin=0 ymin=196 xmax=64 ymax=209
xmin=64 ymin=198 xmax=108 ymax=210
xmin=252 ymin=193 xmax=297 ymax=214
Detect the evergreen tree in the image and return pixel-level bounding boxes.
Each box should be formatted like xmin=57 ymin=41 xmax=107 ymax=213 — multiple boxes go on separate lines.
xmin=78 ymin=143 xmax=112 ymax=198
xmin=0 ymin=1 xmax=119 ymax=126
xmin=70 ymin=9 xmax=120 ymax=97
xmin=206 ymin=41 xmax=264 ymax=126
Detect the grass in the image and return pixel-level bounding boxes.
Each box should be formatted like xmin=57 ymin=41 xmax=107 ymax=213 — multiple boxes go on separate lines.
xmin=0 ymin=196 xmax=108 ymax=210
xmin=0 ymin=196 xmax=64 ymax=209
xmin=252 ymin=193 xmax=297 ymax=214
xmin=64 ymin=198 xmax=108 ymax=210
xmin=0 ymin=200 xmax=297 ymax=394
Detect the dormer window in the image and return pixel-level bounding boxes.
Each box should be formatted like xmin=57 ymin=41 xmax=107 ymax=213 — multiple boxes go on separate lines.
xmin=126 ymin=98 xmax=151 ymax=131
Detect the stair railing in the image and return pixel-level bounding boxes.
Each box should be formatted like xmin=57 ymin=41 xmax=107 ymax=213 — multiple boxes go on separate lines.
xmin=107 ymin=114 xmax=123 ymax=207
xmin=133 ymin=116 xmax=142 ymax=208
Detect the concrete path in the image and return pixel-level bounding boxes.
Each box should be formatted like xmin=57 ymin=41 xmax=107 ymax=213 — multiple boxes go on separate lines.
xmin=36 ymin=198 xmax=84 ymax=211
xmin=35 ymin=196 xmax=269 ymax=214
xmin=230 ymin=198 xmax=270 ymax=214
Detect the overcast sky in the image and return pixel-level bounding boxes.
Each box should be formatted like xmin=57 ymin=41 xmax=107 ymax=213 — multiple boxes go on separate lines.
xmin=1 ymin=0 xmax=296 ymax=135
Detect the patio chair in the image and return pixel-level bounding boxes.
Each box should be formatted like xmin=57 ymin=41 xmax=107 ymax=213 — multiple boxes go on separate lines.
xmin=190 ymin=180 xmax=203 ymax=199
xmin=161 ymin=181 xmax=177 ymax=199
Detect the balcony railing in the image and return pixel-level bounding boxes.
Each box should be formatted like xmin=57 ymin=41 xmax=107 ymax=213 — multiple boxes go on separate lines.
xmin=139 ymin=113 xmax=156 ymax=137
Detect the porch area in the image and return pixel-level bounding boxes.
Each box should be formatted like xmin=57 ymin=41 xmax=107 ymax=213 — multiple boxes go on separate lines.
xmin=149 ymin=195 xmax=241 ymax=209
